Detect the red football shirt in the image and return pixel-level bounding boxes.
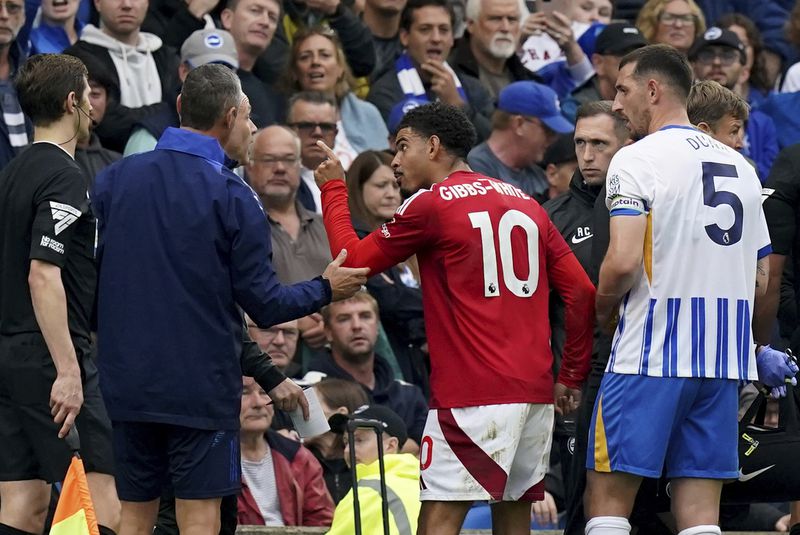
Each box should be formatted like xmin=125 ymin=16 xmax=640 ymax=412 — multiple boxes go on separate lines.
xmin=322 ymin=170 xmax=594 ymax=409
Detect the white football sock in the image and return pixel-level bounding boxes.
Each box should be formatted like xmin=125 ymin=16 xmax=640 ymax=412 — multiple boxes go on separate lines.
xmin=585 ymin=516 xmax=631 ymax=535
xmin=678 ymin=525 xmax=722 ymax=535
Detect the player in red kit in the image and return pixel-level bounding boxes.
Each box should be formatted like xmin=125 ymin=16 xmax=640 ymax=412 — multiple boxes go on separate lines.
xmin=314 ymin=102 xmax=595 ymax=535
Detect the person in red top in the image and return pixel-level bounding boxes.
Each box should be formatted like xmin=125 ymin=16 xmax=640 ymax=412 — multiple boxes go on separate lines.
xmin=237 ymin=376 xmax=334 ymax=526
xmin=314 ymin=102 xmax=595 ymax=535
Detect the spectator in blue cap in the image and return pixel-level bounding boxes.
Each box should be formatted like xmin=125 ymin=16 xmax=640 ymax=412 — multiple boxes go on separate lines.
xmin=467 ymin=80 xmax=572 ymax=202
xmin=386 ymin=96 xmax=426 ymax=150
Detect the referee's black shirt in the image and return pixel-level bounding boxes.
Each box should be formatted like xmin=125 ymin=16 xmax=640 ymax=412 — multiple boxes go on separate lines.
xmin=0 ymin=142 xmax=95 ymax=341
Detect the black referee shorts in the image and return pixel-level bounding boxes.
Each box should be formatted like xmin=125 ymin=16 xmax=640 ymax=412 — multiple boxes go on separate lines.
xmin=0 ymin=333 xmax=114 ymax=483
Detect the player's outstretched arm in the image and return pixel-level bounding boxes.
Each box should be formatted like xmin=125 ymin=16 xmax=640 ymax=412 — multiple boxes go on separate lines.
xmin=549 ymin=252 xmax=595 ymax=389
xmin=323 ymin=249 xmax=371 ymax=301
xmin=314 ymin=140 xmax=412 ymax=275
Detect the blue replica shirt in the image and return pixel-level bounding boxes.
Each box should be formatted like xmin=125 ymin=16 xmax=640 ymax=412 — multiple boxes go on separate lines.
xmin=92 ymin=127 xmax=332 ymax=429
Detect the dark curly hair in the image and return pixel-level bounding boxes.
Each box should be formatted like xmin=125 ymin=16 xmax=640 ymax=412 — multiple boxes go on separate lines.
xmin=397 ymin=102 xmax=476 ymax=160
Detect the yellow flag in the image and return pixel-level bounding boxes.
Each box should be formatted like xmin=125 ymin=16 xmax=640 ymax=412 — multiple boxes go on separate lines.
xmin=50 ymin=456 xmax=99 ymax=535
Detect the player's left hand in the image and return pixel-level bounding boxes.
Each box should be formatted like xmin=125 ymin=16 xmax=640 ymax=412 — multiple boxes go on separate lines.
xmin=554 ymin=382 xmax=581 ymax=416
xmin=268 ymin=379 xmax=310 ymax=420
xmin=314 ymin=141 xmax=345 ymax=188
xmin=756 ymin=345 xmax=799 ymax=398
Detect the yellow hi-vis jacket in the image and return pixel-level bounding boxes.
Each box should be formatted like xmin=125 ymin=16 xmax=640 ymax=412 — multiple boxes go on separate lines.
xmin=327 ymin=453 xmax=421 ymax=535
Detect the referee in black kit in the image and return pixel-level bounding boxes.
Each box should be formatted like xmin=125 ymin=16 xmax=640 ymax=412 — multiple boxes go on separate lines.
xmin=0 ymin=55 xmax=119 ymax=534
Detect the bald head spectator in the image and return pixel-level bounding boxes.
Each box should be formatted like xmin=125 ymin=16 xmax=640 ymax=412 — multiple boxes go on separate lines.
xmin=221 ymin=0 xmax=287 ymax=127
xmin=124 ymin=28 xmax=240 ymax=156
xmin=246 ymin=125 xmax=332 ymax=284
xmin=449 ymin=0 xmax=538 ymax=99
xmin=561 ymin=22 xmax=646 ymax=122
xmin=467 ymin=81 xmax=572 ymax=202
xmin=246 ymin=125 xmax=334 ymax=359
xmin=65 ymin=0 xmax=179 ymax=152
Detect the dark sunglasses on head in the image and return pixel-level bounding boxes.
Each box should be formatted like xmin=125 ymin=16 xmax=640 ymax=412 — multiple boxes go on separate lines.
xmin=288 ymin=121 xmax=337 ymax=134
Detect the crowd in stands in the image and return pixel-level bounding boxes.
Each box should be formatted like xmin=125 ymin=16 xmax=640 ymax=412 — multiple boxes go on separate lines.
xmin=4 ymin=0 xmax=800 ymax=531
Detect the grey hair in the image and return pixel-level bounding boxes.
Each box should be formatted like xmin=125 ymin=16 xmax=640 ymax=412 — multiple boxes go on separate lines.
xmin=180 ymin=64 xmax=243 ymax=130
xmin=465 ymin=0 xmax=528 ymax=23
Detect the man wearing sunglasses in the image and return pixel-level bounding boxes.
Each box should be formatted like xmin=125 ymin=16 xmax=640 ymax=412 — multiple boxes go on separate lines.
xmin=286 ymin=91 xmax=340 ymax=214
xmin=689 ymin=26 xmax=779 ymax=181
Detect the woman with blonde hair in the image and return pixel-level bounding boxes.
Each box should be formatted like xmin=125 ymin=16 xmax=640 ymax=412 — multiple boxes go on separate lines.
xmin=285 ymin=26 xmax=390 ymax=169
xmin=636 ymin=0 xmax=706 ymax=55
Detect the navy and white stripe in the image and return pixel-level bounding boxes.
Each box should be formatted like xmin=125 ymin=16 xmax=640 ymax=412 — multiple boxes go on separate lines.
xmin=2 ymin=91 xmax=28 ymax=148
xmin=603 ymin=127 xmax=770 ymax=382
xmin=690 ymin=297 xmax=706 ymax=377
xmin=735 ymin=299 xmax=751 ymax=381
xmin=661 ymin=298 xmax=681 ymax=376
xmin=636 ymin=298 xmax=657 ymax=375
xmin=609 ymin=294 xmax=758 ymax=380
xmin=608 ymin=293 xmax=629 ymax=370
xmin=715 ymin=298 xmax=729 ymax=379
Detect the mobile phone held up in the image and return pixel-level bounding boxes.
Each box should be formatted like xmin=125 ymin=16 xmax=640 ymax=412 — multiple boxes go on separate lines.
xmin=537 ymin=0 xmax=565 ymax=15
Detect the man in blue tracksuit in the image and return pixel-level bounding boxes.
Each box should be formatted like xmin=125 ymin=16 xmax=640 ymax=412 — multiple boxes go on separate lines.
xmin=92 ymin=64 xmax=368 ymax=533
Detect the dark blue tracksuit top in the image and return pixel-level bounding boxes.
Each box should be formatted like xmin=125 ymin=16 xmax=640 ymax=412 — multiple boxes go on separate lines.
xmin=92 ymin=127 xmax=331 ymax=430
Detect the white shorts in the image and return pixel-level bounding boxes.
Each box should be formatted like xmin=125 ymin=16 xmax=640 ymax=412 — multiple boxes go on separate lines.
xmin=418 ymin=403 xmax=553 ymax=502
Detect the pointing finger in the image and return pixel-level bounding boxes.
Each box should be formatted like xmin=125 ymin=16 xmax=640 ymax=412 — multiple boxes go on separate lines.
xmin=316 ymin=140 xmax=338 ymax=160
xmin=331 ymin=249 xmax=347 ymax=267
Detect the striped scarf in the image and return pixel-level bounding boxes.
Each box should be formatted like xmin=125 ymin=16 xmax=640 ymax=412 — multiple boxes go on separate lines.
xmin=2 ymin=91 xmax=28 ymax=149
xmin=394 ymin=52 xmax=467 ymax=103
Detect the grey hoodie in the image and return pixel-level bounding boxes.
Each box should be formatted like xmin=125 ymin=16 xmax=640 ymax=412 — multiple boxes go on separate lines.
xmin=81 ymin=24 xmax=163 ymax=108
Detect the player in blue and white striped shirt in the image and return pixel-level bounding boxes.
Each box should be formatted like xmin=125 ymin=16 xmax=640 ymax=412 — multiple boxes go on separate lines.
xmin=583 ymin=45 xmax=798 ymax=535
